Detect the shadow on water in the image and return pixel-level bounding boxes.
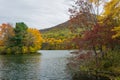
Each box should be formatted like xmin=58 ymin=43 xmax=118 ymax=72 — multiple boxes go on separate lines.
xmin=0 ymin=54 xmax=41 ymax=80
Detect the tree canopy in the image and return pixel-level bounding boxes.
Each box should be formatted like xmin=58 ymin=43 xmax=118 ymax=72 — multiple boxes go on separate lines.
xmin=0 ymin=22 xmax=43 ymax=54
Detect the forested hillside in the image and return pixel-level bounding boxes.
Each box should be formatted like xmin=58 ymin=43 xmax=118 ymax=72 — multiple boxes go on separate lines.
xmin=40 ymin=21 xmax=81 ymax=50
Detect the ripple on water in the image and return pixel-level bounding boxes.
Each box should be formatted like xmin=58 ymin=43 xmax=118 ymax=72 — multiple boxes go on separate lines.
xmin=0 ymin=50 xmax=72 ymax=80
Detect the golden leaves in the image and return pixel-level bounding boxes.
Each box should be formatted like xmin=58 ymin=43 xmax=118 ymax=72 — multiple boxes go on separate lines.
xmin=112 ymin=27 xmax=120 ymax=39
xmin=27 ymin=28 xmax=43 ymax=50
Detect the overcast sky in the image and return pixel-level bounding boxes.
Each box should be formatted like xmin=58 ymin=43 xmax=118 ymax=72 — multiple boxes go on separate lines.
xmin=0 ymin=0 xmax=73 ymax=29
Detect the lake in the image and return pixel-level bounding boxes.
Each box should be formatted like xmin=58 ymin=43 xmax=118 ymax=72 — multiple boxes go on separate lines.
xmin=0 ymin=50 xmax=73 ymax=80
xmin=0 ymin=50 xmax=109 ymax=80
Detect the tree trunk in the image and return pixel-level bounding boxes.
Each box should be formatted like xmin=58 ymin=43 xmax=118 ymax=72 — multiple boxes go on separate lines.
xmin=92 ymin=46 xmax=98 ymax=67
xmin=99 ymin=45 xmax=104 ymax=58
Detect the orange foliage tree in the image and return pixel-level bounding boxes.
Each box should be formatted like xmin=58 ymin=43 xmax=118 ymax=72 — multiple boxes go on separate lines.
xmin=0 ymin=22 xmax=43 ymax=54
xmin=0 ymin=23 xmax=14 ymax=46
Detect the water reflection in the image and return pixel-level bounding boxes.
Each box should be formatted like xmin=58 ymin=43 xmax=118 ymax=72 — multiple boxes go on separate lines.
xmin=0 ymin=50 xmax=72 ymax=80
xmin=0 ymin=54 xmax=41 ymax=80
xmin=39 ymin=50 xmax=72 ymax=80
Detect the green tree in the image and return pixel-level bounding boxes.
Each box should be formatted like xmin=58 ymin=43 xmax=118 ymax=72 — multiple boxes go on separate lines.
xmin=8 ymin=22 xmax=28 ymax=54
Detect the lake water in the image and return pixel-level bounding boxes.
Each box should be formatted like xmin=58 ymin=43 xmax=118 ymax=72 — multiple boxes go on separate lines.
xmin=0 ymin=50 xmax=73 ymax=80
xmin=0 ymin=50 xmax=109 ymax=80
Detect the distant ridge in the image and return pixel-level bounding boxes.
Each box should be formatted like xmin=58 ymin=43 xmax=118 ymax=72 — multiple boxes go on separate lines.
xmin=40 ymin=12 xmax=96 ymax=33
xmin=40 ymin=20 xmax=71 ymax=33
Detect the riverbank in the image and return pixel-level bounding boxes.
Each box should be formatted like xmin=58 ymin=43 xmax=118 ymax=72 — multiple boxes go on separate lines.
xmin=68 ymin=50 xmax=120 ymax=80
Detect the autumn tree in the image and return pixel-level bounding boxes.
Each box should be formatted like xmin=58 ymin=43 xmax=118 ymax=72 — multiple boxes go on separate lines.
xmin=68 ymin=1 xmax=120 ymax=78
xmin=0 ymin=22 xmax=43 ymax=54
xmin=24 ymin=28 xmax=43 ymax=53
xmin=68 ymin=0 xmax=105 ymax=58
xmin=0 ymin=23 xmax=14 ymax=46
xmin=68 ymin=0 xmax=120 ymax=68
xmin=69 ymin=0 xmax=106 ymax=31
xmin=105 ymin=0 xmax=120 ymax=40
xmin=101 ymin=0 xmax=120 ymax=49
xmin=69 ymin=0 xmax=120 ymax=53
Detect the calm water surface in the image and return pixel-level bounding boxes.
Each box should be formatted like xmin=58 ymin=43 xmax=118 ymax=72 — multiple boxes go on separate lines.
xmin=0 ymin=50 xmax=73 ymax=80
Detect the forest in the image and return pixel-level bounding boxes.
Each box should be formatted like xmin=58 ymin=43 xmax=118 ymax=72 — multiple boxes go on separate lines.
xmin=0 ymin=22 xmax=43 ymax=54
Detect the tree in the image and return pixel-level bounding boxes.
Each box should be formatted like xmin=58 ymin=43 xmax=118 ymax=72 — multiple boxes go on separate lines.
xmin=69 ymin=0 xmax=106 ymax=31
xmin=0 ymin=22 xmax=43 ymax=54
xmin=0 ymin=23 xmax=14 ymax=46
xmin=112 ymin=27 xmax=120 ymax=39
xmin=24 ymin=28 xmax=43 ymax=53
xmin=68 ymin=0 xmax=105 ymax=63
xmin=102 ymin=0 xmax=120 ymax=49
xmin=68 ymin=0 xmax=120 ymax=66
xmin=68 ymin=1 xmax=120 ymax=77
xmin=105 ymin=0 xmax=120 ymax=40
xmin=6 ymin=22 xmax=28 ymax=54
xmin=12 ymin=22 xmax=28 ymax=47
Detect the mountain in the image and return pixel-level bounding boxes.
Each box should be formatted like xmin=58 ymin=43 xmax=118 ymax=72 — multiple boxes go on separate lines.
xmin=39 ymin=20 xmax=79 ymax=50
xmin=40 ymin=19 xmax=82 ymax=40
xmin=39 ymin=13 xmax=96 ymax=50
xmin=40 ymin=20 xmax=71 ymax=33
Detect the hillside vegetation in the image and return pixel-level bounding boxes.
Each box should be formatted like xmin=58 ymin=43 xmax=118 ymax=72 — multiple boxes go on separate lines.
xmin=40 ymin=21 xmax=81 ymax=50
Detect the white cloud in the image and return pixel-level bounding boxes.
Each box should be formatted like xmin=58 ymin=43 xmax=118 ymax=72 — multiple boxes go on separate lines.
xmin=0 ymin=0 xmax=72 ymax=29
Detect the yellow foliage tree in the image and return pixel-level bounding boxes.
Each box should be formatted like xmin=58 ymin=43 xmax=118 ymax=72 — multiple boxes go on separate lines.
xmin=23 ymin=28 xmax=43 ymax=53
xmin=112 ymin=27 xmax=120 ymax=38
xmin=104 ymin=0 xmax=120 ymax=18
xmin=105 ymin=0 xmax=120 ymax=39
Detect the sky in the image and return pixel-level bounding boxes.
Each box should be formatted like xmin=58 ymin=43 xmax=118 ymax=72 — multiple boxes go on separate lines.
xmin=0 ymin=0 xmax=73 ymax=29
